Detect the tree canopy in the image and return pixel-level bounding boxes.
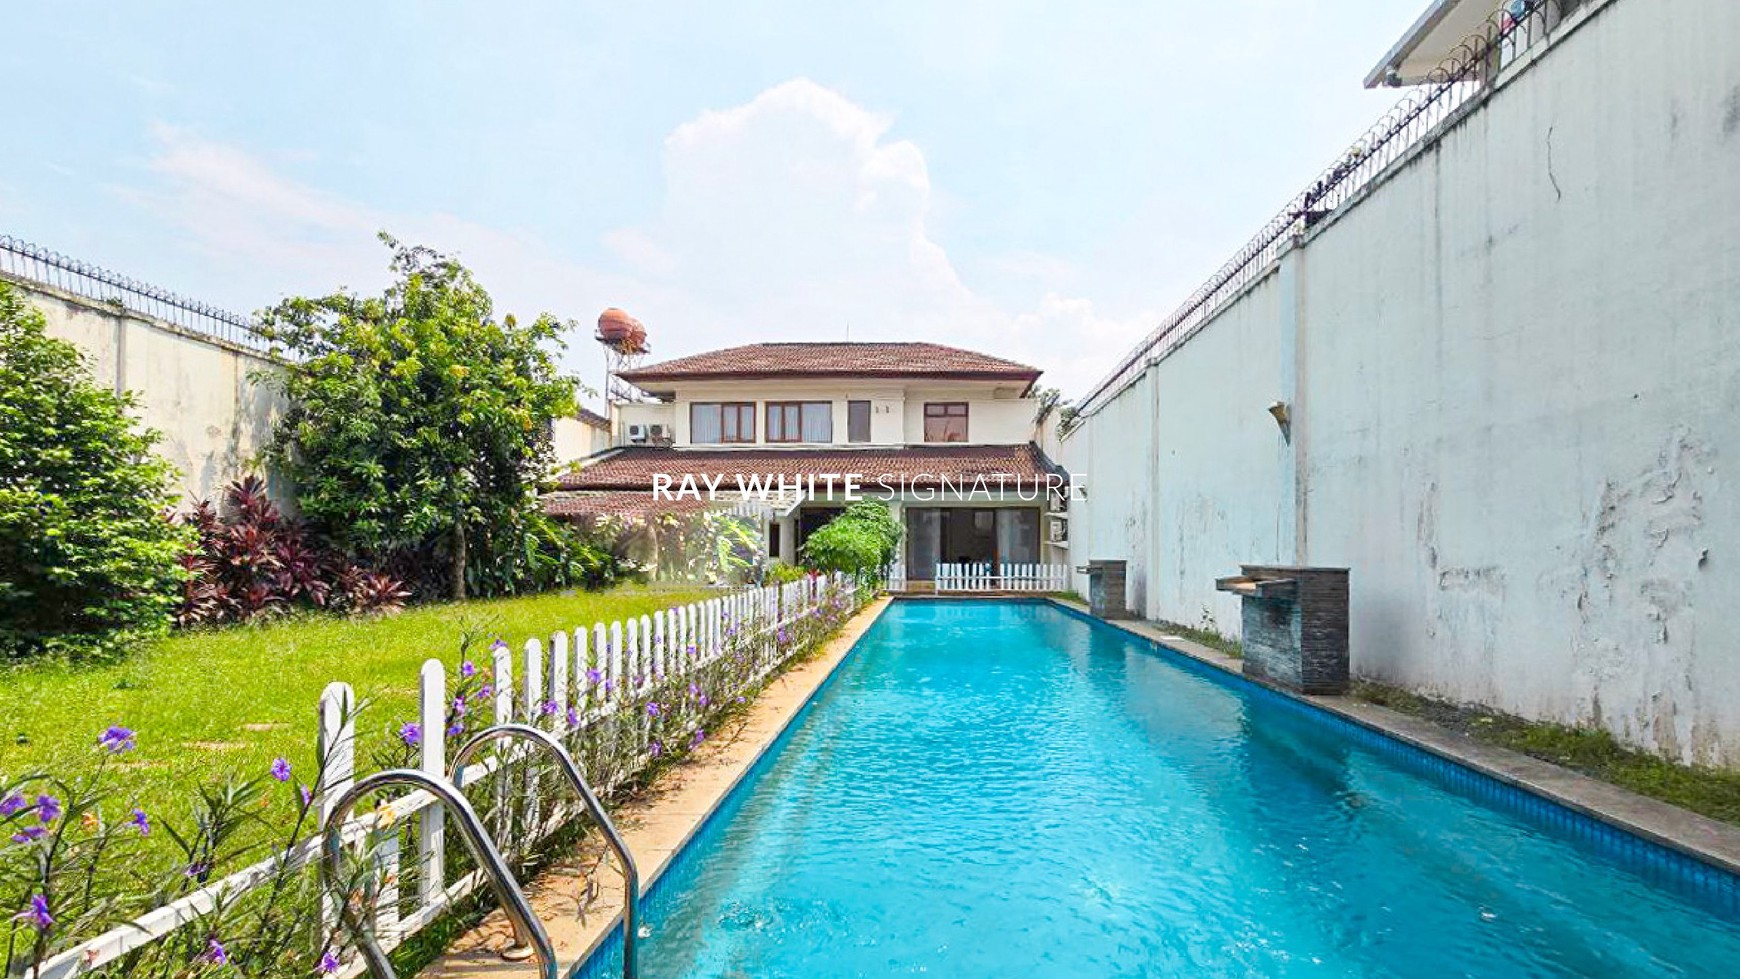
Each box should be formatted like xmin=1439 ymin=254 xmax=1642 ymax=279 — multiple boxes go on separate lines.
xmin=259 ymin=235 xmax=582 ymax=598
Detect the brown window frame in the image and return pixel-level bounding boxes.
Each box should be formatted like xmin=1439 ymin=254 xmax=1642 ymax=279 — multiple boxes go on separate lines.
xmin=690 ymin=401 xmax=757 ymax=444
xmin=847 ymin=400 xmax=872 ymax=442
xmin=923 ymin=402 xmax=969 ymax=443
xmin=766 ymin=401 xmax=832 ymax=443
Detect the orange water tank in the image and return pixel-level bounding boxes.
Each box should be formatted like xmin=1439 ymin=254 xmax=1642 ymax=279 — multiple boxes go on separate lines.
xmin=596 ymin=308 xmax=648 ymax=353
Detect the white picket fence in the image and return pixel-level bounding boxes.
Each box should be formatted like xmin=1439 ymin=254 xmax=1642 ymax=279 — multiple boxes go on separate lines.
xmin=30 ymin=574 xmax=860 ymax=979
xmin=934 ymin=562 xmax=1069 ymax=593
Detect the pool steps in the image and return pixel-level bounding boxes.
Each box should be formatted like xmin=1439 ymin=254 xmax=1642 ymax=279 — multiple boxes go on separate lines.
xmin=322 ymin=722 xmax=643 ymax=979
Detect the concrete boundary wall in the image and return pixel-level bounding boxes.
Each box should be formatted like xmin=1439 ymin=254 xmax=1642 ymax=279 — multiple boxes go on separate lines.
xmin=1062 ymin=0 xmax=1740 ymax=765
xmin=12 ymin=275 xmax=287 ymax=504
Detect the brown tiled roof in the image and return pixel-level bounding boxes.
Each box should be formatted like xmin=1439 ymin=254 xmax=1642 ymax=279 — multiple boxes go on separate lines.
xmin=576 ymin=407 xmax=610 ymax=430
xmin=543 ymin=490 xmax=710 ymax=520
xmin=554 ymin=443 xmax=1063 ymax=491
xmin=616 ymin=342 xmax=1040 ymax=387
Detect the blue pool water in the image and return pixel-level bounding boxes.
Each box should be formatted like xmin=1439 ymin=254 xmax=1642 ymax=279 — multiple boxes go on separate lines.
xmin=584 ymin=600 xmax=1740 ymax=977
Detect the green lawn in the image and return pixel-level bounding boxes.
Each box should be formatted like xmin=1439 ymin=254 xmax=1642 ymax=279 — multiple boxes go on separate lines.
xmin=0 ymin=585 xmax=713 ymax=808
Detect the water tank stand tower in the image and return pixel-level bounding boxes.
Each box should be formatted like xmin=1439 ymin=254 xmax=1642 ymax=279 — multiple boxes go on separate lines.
xmin=594 ymin=307 xmax=651 ymax=407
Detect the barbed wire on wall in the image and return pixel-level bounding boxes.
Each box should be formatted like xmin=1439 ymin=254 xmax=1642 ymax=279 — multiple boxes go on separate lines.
xmin=1070 ymin=0 xmax=1582 ymax=421
xmin=0 ymin=234 xmax=270 ymax=352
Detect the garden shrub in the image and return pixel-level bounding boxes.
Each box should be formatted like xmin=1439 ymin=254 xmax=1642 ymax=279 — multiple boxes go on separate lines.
xmin=176 ymin=475 xmax=409 ymax=626
xmin=801 ymin=501 xmax=903 ymax=580
xmin=464 ymin=509 xmax=623 ymax=597
xmin=0 ymin=282 xmax=190 ymax=660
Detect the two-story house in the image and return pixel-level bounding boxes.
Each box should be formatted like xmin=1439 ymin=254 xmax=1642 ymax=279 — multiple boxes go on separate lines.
xmin=543 ymin=341 xmax=1070 ymax=581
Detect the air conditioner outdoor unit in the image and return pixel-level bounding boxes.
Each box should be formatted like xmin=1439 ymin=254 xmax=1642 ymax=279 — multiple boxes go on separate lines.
xmin=627 ymin=423 xmax=649 ymax=443
xmin=648 ymin=424 xmax=669 ymax=442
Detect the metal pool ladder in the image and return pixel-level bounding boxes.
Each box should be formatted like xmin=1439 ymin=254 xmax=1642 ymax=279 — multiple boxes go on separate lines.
xmin=320 ymin=722 xmax=641 ymax=979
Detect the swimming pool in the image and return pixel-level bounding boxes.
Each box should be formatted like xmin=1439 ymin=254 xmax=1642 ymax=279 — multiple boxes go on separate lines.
xmin=581 ymin=599 xmax=1740 ymax=977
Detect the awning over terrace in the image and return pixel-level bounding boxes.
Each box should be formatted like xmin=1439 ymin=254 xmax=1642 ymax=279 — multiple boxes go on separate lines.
xmin=551 ymin=443 xmax=1064 ymax=494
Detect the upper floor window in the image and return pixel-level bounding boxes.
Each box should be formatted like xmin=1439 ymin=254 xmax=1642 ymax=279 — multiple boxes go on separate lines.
xmin=847 ymin=400 xmax=871 ymax=442
xmin=923 ymin=402 xmax=968 ymax=442
xmin=691 ymin=402 xmax=755 ymax=444
xmin=767 ymin=401 xmax=832 ymax=443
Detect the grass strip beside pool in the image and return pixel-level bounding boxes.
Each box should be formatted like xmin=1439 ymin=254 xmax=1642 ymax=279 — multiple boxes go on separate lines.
xmin=0 ymin=585 xmax=712 ymax=814
xmin=1355 ymin=681 xmax=1740 ymax=827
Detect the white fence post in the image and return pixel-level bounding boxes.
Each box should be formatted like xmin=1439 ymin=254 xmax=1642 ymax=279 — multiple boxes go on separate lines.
xmin=609 ymin=621 xmax=624 ymax=702
xmin=550 ymin=630 xmax=569 ymax=729
xmin=416 ymin=661 xmax=446 ymax=908
xmin=573 ymin=626 xmax=591 ymax=724
xmin=491 ymin=641 xmax=514 ymax=838
xmin=316 ymin=682 xmax=356 ymax=942
xmin=523 ymin=638 xmax=545 ymax=827
xmin=639 ymin=614 xmax=653 ymax=680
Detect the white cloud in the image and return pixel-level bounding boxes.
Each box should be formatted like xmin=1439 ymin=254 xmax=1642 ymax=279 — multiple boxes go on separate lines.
xmin=125 ymin=80 xmax=1151 ymax=397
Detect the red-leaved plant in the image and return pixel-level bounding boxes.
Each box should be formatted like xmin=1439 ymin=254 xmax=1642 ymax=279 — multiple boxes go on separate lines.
xmin=175 ymin=476 xmax=409 ymax=626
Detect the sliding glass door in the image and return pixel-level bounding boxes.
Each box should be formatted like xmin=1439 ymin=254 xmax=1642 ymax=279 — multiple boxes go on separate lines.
xmin=904 ymin=507 xmax=1041 ymax=578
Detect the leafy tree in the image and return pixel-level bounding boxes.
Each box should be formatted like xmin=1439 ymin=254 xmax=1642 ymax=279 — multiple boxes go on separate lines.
xmin=802 ymin=501 xmax=903 ymax=580
xmin=0 ymin=282 xmax=190 ymax=659
xmin=259 ymin=235 xmax=581 ymax=599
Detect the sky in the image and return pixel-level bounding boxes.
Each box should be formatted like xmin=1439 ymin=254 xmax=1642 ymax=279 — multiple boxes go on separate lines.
xmin=2 ymin=1 xmax=1421 ymax=403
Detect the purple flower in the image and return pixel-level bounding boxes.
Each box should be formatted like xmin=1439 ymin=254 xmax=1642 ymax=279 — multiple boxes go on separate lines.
xmin=475 ymin=683 xmax=495 ymax=701
xmin=129 ymin=808 xmax=151 ymax=836
xmin=299 ymin=785 xmax=313 ymax=807
xmin=319 ymin=949 xmax=343 ymax=975
xmin=489 ymin=639 xmax=508 ymax=655
xmin=270 ymin=758 xmax=292 ymax=782
xmin=603 ymin=679 xmax=615 ymax=694
xmin=206 ymin=938 xmax=229 ymax=964
xmin=36 ymin=795 xmax=60 ymax=824
xmin=447 ymin=721 xmax=465 ymax=737
xmin=0 ymin=794 xmax=23 ymax=817
xmin=649 ymin=741 xmax=663 ymax=758
xmin=16 ymin=894 xmax=51 ymax=932
xmin=776 ymin=628 xmax=790 ymax=644
xmin=699 ymin=693 xmax=710 ymax=708
xmin=585 ymin=668 xmax=603 ymax=685
xmin=646 ymin=702 xmax=661 ymax=718
xmin=185 ymin=861 xmax=211 ymax=878
xmin=460 ymin=659 xmax=477 ymax=678
xmin=691 ymin=728 xmax=706 ymax=747
xmin=399 ymin=722 xmax=422 ymax=747
xmin=10 ymin=826 xmax=45 ymax=844
xmin=452 ymin=696 xmax=468 ymax=716
xmin=565 ymin=707 xmax=580 ymax=728
xmin=539 ymin=700 xmax=559 ymax=717
xmin=98 ymin=724 xmax=136 ymax=753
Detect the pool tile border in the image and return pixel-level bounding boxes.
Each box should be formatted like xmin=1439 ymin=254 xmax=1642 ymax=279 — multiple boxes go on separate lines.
xmin=1044 ymin=596 xmax=1740 ymax=905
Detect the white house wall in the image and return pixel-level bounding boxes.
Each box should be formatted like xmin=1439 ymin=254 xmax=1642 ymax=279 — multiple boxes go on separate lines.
xmin=1062 ymin=0 xmax=1740 ymax=765
xmin=611 ymin=379 xmax=1038 ymax=448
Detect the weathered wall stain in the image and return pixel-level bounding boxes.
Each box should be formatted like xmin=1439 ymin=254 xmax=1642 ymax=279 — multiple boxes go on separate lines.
xmin=1557 ymin=429 xmax=1715 ymax=763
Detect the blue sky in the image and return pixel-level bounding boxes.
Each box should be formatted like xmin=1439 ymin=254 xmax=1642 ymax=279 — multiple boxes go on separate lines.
xmin=3 ymin=1 xmax=1419 ymax=399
